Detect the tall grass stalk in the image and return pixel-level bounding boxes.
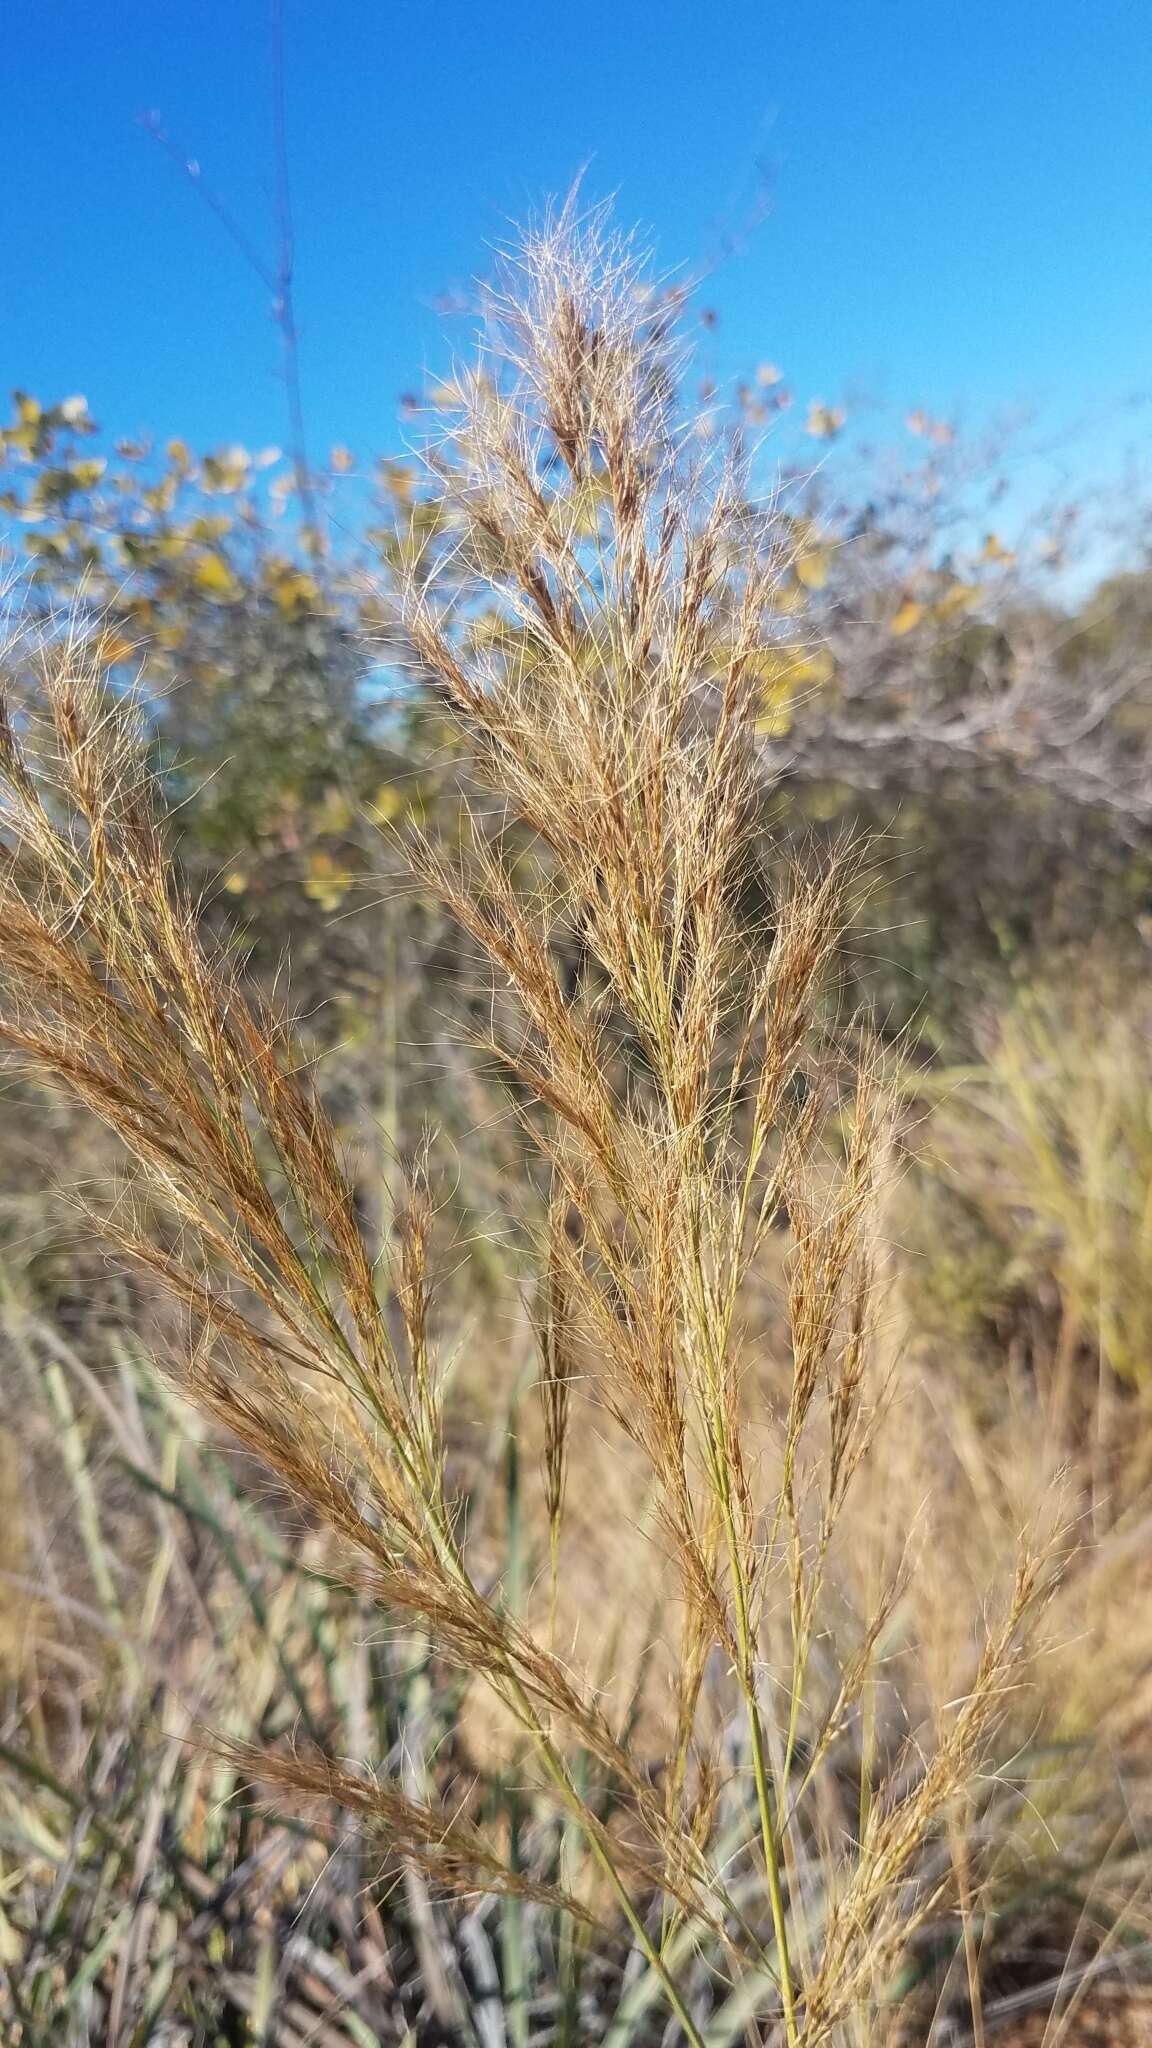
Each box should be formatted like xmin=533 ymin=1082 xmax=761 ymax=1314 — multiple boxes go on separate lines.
xmin=0 ymin=204 xmax=1047 ymax=2043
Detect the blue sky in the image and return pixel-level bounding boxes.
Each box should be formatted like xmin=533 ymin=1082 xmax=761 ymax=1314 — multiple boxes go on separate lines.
xmin=5 ymin=0 xmax=1151 ymax=507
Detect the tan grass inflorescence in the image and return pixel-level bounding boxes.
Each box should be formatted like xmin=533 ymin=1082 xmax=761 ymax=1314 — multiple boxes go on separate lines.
xmin=0 ymin=205 xmax=1052 ymax=2045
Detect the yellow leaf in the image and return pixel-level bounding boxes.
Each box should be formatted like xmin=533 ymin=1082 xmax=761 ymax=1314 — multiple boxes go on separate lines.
xmin=267 ymin=564 xmax=318 ymax=615
xmin=980 ymin=532 xmax=1015 ymax=565
xmin=222 ymin=870 xmax=249 ymax=895
xmin=329 ymin=445 xmax=355 ymax=473
xmin=303 ymin=849 xmax=350 ymax=910
xmin=795 ymin=546 xmax=831 ymax=591
xmin=933 ymin=581 xmax=979 ymax=622
xmin=793 ymin=648 xmax=834 ymax=688
xmin=370 ymin=783 xmax=407 ymax=824
xmin=192 ymin=551 xmax=241 ymax=599
xmin=201 ymin=447 xmax=250 ymax=493
xmin=188 ymin=513 xmax=232 ymax=543
xmin=317 ymin=788 xmax=354 ymax=834
xmin=752 ymin=644 xmax=834 ymax=735
xmin=166 ymin=438 xmax=192 ymax=470
xmin=890 ymin=598 xmax=924 ymax=636
xmin=144 ymin=476 xmax=178 ymax=515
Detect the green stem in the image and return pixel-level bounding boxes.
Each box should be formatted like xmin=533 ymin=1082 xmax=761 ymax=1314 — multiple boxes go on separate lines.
xmin=502 ymin=1672 xmax=707 ymax=2048
xmin=746 ymin=1693 xmax=800 ymax=2047
xmin=721 ymin=1502 xmax=800 ymax=2048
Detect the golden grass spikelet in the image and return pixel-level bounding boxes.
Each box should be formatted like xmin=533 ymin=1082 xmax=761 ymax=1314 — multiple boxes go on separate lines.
xmin=223 ymin=1739 xmax=606 ymax=1928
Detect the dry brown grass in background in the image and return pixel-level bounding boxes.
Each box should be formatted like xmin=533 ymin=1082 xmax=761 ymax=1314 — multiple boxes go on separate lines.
xmin=0 ymin=205 xmax=1075 ymax=2046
